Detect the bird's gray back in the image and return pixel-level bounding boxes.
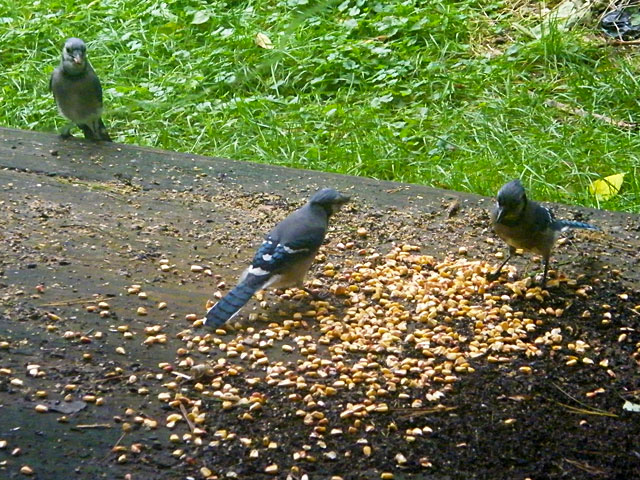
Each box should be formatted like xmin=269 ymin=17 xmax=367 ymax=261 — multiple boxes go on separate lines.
xmin=268 ymin=204 xmax=328 ymax=249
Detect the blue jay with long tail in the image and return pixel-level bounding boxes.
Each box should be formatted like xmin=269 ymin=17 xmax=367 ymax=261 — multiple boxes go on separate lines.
xmin=488 ymin=179 xmax=599 ymax=287
xmin=204 ymin=188 xmax=350 ymax=328
xmin=50 ymin=38 xmax=112 ymax=141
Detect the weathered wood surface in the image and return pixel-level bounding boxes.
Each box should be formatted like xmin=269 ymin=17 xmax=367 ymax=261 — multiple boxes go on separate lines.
xmin=1 ymin=127 xmax=639 ymax=479
xmin=0 ymin=126 xmax=466 ymax=207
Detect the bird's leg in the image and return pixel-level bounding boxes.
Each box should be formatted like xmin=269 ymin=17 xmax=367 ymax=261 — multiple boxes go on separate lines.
xmin=539 ymin=256 xmax=550 ymax=289
xmin=487 ymin=246 xmax=515 ymax=281
xmin=97 ymin=118 xmax=112 ymax=142
xmin=79 ymin=124 xmax=97 ymax=140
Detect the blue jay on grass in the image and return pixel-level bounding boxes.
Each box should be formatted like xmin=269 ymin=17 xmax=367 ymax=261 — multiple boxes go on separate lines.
xmin=50 ymin=38 xmax=112 ymax=141
xmin=488 ymin=179 xmax=599 ymax=287
xmin=204 ymin=188 xmax=350 ymax=328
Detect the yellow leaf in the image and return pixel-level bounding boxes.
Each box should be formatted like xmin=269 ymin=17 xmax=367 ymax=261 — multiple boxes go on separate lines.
xmin=589 ymin=173 xmax=625 ymax=200
xmin=255 ymin=32 xmax=274 ymax=49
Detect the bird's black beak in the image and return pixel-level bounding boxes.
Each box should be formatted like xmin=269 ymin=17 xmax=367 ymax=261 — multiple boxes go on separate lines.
xmin=330 ymin=194 xmax=350 ymax=214
xmin=73 ymin=55 xmax=83 ymax=65
xmin=338 ymin=194 xmax=350 ymax=204
xmin=496 ymin=206 xmax=505 ymax=223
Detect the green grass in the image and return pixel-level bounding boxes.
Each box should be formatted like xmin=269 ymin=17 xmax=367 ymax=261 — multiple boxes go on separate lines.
xmin=1 ymin=0 xmax=639 ymax=212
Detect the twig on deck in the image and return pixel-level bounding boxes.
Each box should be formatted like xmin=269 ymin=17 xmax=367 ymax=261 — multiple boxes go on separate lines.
xmin=627 ymin=307 xmax=640 ymax=317
xmin=40 ymin=296 xmax=108 ymax=307
xmin=179 ymin=403 xmax=196 ymax=433
xmin=564 ymin=458 xmax=608 ymax=475
xmin=394 ymin=405 xmax=458 ymax=419
xmin=95 ymin=375 xmax=124 ymax=384
xmin=551 ymin=383 xmax=618 ymax=417
xmin=73 ymin=423 xmax=113 ymax=429
xmin=171 ymin=371 xmax=193 ymax=381
xmin=554 ymin=401 xmax=618 ymax=417
xmin=110 ymin=432 xmax=127 ymax=452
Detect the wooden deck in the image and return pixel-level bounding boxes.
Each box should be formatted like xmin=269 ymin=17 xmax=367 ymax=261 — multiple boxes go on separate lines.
xmin=1 ymin=127 xmax=639 ymax=479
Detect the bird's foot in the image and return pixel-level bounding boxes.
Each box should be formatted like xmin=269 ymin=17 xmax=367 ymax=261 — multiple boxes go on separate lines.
xmin=486 ymin=270 xmax=501 ymax=282
xmin=303 ymin=287 xmax=330 ymax=301
xmin=59 ymin=125 xmax=74 ymax=139
xmin=79 ymin=124 xmax=98 ymax=141
xmin=98 ymin=130 xmax=113 ymax=142
xmin=532 ymin=271 xmax=559 ymax=290
xmin=532 ymin=275 xmax=548 ymax=290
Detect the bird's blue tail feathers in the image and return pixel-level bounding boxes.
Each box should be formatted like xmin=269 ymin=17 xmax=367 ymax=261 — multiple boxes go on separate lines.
xmin=204 ymin=277 xmax=264 ymax=328
xmin=554 ymin=219 xmax=599 ymax=232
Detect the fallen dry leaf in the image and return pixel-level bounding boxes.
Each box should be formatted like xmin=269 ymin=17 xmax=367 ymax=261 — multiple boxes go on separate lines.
xmin=255 ymin=32 xmax=274 ymax=49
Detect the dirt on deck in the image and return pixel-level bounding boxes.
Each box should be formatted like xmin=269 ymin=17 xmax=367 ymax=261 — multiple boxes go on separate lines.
xmin=1 ymin=127 xmax=639 ymax=480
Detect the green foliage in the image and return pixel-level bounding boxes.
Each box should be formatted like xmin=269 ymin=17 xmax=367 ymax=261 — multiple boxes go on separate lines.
xmin=1 ymin=0 xmax=639 ymax=211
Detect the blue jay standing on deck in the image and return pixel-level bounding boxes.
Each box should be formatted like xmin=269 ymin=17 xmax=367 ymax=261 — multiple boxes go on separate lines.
xmin=488 ymin=179 xmax=599 ymax=287
xmin=50 ymin=38 xmax=112 ymax=141
xmin=204 ymin=188 xmax=350 ymax=328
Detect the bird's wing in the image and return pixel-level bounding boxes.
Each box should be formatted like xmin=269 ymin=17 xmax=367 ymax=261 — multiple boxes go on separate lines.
xmin=93 ymin=73 xmax=103 ymax=105
xmin=49 ymin=67 xmax=61 ymax=94
xmin=530 ymin=202 xmax=556 ymax=232
xmin=250 ymin=226 xmax=325 ymax=276
xmin=86 ymin=66 xmax=104 ymax=105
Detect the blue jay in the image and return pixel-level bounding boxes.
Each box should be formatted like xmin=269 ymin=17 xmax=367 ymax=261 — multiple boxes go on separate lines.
xmin=50 ymin=38 xmax=112 ymax=141
xmin=204 ymin=188 xmax=350 ymax=328
xmin=488 ymin=179 xmax=599 ymax=287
